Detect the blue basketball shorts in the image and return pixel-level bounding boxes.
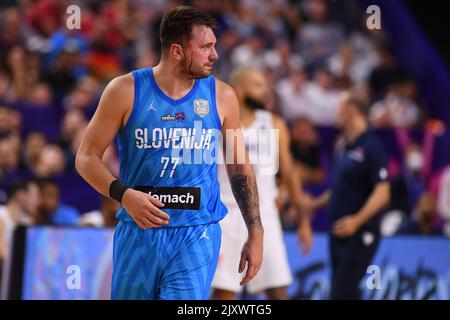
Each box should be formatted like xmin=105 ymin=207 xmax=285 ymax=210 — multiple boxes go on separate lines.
xmin=111 ymin=220 xmax=221 ymax=300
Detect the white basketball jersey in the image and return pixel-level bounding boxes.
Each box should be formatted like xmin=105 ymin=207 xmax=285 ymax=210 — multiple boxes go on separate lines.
xmin=218 ymin=110 xmax=279 ymax=214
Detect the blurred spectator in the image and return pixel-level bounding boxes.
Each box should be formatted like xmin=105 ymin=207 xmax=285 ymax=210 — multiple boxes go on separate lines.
xmin=43 ymin=30 xmax=89 ymax=78
xmin=296 ymin=0 xmax=345 ymax=70
xmin=79 ymin=196 xmax=120 ymax=228
xmin=86 ymin=0 xmax=136 ymax=80
xmin=307 ymin=67 xmax=341 ymax=125
xmin=0 ymin=103 xmax=22 ymax=132
xmin=33 ymin=144 xmax=66 ymax=178
xmin=0 ymin=72 xmax=10 ymax=100
xmin=22 ymin=131 xmax=47 ymax=174
xmin=370 ymin=76 xmax=422 ymax=128
xmin=400 ymin=144 xmax=427 ymax=210
xmin=231 ymin=28 xmax=266 ymax=69
xmin=290 ymin=117 xmax=324 ymax=184
xmin=0 ymin=7 xmax=25 ymax=53
xmin=276 ymin=67 xmax=314 ymax=120
xmin=63 ymin=76 xmax=100 ymax=117
xmin=397 ymin=192 xmax=443 ymax=235
xmin=27 ymin=0 xmax=66 ymax=39
xmin=56 ymin=108 xmax=88 ymax=154
xmin=437 ymin=166 xmax=450 ymax=236
xmin=41 ymin=49 xmax=78 ymax=106
xmin=328 ymin=39 xmax=379 ymax=86
xmin=263 ymin=38 xmax=304 ymax=81
xmin=35 ymin=178 xmax=79 ymax=225
xmin=0 ymin=130 xmax=22 ymax=204
xmin=0 ymin=130 xmax=20 ymax=177
xmin=381 ymin=144 xmax=427 ymax=236
xmin=30 ymin=82 xmax=54 ymax=107
xmin=214 ymin=28 xmax=239 ymax=80
xmin=368 ymin=42 xmax=409 ymax=100
xmin=4 ymin=45 xmax=39 ymax=102
xmin=0 ymin=179 xmax=40 ymax=261
xmin=236 ymin=0 xmax=287 ymax=39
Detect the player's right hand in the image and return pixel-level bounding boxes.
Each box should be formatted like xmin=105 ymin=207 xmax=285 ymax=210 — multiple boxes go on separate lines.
xmin=121 ymin=189 xmax=170 ymax=229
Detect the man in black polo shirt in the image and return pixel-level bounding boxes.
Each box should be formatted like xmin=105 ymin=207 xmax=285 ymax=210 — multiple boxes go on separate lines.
xmin=312 ymin=94 xmax=390 ymax=300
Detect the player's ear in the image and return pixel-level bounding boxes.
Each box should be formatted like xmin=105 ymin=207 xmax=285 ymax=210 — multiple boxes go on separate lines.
xmin=170 ymin=43 xmax=184 ymax=61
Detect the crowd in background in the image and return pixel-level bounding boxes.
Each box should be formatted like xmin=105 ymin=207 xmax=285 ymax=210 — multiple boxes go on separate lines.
xmin=0 ymin=0 xmax=449 ymax=262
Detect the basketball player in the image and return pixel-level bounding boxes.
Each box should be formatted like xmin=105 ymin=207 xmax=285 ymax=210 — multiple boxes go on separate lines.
xmin=76 ymin=6 xmax=263 ymax=300
xmin=211 ymin=68 xmax=313 ymax=300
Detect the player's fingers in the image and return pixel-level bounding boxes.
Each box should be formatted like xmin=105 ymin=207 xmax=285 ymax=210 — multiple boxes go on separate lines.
xmin=240 ymin=264 xmax=257 ymax=286
xmin=253 ymin=258 xmax=262 ymax=274
xmin=147 ymin=194 xmax=165 ymax=207
xmin=141 ymin=216 xmax=164 ymax=228
xmin=136 ymin=217 xmax=151 ymax=229
xmin=239 ymin=252 xmax=247 ymax=273
xmin=146 ymin=202 xmax=170 ymax=220
xmin=135 ymin=220 xmax=145 ymax=229
xmin=240 ymin=271 xmax=251 ymax=286
xmin=142 ymin=210 xmax=169 ymax=225
xmin=246 ymin=257 xmax=260 ymax=279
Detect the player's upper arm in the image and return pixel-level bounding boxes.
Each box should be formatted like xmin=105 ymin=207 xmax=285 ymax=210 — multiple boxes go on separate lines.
xmin=77 ymin=73 xmax=134 ymax=159
xmin=215 ymin=79 xmax=248 ymax=166
xmin=216 ymin=79 xmax=240 ymax=131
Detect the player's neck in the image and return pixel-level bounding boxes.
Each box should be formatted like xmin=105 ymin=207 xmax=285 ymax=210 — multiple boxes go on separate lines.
xmin=152 ymin=62 xmax=196 ymax=99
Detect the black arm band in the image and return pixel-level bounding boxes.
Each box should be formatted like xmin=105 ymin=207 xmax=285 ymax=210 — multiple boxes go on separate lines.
xmin=109 ymin=180 xmax=129 ymax=204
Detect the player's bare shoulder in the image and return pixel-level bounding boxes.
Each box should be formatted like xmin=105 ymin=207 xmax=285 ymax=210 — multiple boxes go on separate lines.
xmin=272 ymin=113 xmax=289 ymax=133
xmin=214 ymin=78 xmax=239 ymax=124
xmin=109 ymin=72 xmax=134 ymax=90
xmin=97 ymin=72 xmax=135 ymax=128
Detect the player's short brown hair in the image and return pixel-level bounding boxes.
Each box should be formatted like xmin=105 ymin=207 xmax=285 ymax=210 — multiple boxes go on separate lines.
xmin=159 ymin=6 xmax=217 ymax=52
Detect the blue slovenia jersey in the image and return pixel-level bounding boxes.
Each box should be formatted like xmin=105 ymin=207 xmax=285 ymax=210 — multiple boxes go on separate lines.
xmin=115 ymin=67 xmax=228 ymax=227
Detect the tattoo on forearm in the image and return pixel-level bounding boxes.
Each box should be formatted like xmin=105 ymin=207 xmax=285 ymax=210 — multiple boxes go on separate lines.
xmin=230 ymin=174 xmax=262 ymax=229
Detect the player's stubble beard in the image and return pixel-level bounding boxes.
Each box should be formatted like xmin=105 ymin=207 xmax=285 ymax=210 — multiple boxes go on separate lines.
xmin=180 ymin=45 xmax=213 ymax=79
xmin=243 ymin=95 xmax=266 ymax=111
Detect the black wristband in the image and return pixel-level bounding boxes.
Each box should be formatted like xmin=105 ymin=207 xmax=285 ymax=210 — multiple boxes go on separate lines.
xmin=109 ymin=180 xmax=128 ymax=204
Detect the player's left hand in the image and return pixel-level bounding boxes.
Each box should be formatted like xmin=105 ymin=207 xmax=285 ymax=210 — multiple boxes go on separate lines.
xmin=332 ymin=214 xmax=362 ymax=237
xmin=239 ymin=229 xmax=263 ymax=286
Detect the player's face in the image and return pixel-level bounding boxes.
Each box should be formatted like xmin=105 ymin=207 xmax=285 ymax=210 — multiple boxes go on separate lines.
xmin=182 ymin=26 xmax=218 ymax=79
xmin=21 ymin=183 xmax=41 ymax=216
xmin=244 ymin=71 xmax=269 ymax=103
